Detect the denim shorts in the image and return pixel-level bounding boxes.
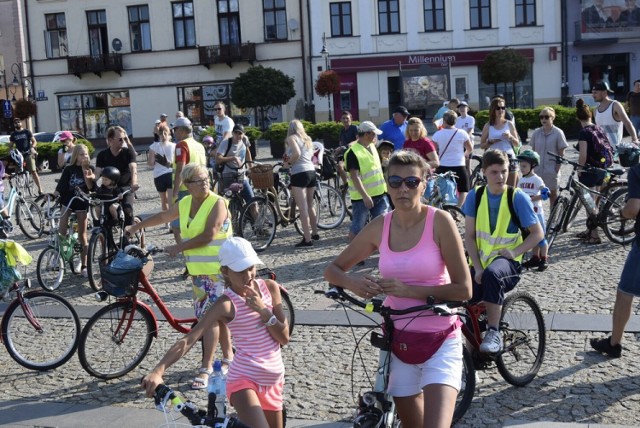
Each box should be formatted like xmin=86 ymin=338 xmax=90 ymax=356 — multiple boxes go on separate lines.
xmin=350 ymin=194 xmax=390 ymax=236
xmin=618 ymin=241 xmax=640 ymax=297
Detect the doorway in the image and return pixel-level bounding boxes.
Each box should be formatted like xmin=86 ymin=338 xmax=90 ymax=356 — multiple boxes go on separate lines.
xmin=582 ymin=53 xmax=630 ymax=100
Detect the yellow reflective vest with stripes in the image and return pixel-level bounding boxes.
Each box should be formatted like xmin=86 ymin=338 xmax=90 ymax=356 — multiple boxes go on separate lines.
xmin=472 ymin=187 xmax=524 ymax=269
xmin=344 ymin=142 xmax=387 ymax=201
xmin=179 ymin=192 xmax=232 ymax=275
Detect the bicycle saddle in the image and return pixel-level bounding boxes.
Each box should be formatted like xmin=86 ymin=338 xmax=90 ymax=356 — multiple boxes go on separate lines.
xmin=606 ymin=167 xmax=625 ymax=176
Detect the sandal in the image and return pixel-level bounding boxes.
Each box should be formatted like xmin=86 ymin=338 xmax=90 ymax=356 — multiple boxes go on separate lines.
xmin=584 ymin=236 xmax=602 ymax=245
xmin=221 ymin=358 xmax=233 ymax=376
xmin=191 ymin=367 xmax=212 ymax=390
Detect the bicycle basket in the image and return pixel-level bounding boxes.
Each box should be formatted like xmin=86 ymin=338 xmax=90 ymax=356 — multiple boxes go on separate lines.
xmin=579 ymin=168 xmax=607 ymax=188
xmin=617 ymin=147 xmax=640 ymax=167
xmin=249 ymin=164 xmax=274 ymax=189
xmin=100 ymin=251 xmax=144 ymax=297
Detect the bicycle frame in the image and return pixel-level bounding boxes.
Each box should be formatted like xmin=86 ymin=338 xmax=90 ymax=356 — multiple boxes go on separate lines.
xmin=0 ymin=282 xmax=43 ymax=342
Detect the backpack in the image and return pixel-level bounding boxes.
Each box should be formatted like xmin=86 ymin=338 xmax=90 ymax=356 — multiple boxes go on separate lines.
xmin=320 ymin=152 xmax=338 ymax=180
xmin=215 ymin=139 xmax=234 ymax=174
xmin=474 ymin=185 xmax=529 ymax=239
xmin=585 ymin=126 xmax=614 ymax=168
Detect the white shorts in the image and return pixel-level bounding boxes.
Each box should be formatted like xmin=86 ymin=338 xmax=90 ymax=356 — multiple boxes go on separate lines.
xmin=386 ymin=331 xmax=463 ymax=397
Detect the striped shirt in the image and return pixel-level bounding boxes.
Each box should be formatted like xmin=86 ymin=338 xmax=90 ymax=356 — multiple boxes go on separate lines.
xmin=224 ymin=279 xmax=284 ymax=386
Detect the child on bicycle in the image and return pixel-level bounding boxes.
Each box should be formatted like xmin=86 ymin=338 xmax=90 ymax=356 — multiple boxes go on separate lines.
xmin=54 ymin=144 xmax=93 ymax=276
xmin=141 ymin=237 xmax=289 ymax=428
xmin=516 ymin=150 xmax=550 ymax=271
xmin=95 ymin=166 xmax=124 ymax=225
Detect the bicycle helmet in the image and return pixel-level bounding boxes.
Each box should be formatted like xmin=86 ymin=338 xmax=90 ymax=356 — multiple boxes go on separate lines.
xmin=516 ymin=150 xmax=540 ymax=168
xmin=9 ymin=149 xmax=24 ymax=172
xmin=100 ymin=166 xmax=121 ymax=184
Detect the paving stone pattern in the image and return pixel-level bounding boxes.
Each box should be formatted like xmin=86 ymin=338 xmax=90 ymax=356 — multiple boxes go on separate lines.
xmin=0 ymin=142 xmax=639 ymax=427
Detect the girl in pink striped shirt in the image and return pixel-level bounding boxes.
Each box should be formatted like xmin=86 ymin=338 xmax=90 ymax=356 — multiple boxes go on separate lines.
xmin=142 ymin=237 xmax=290 ymax=428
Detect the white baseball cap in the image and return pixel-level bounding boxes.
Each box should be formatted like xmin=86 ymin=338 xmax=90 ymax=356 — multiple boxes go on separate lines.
xmin=219 ymin=237 xmax=264 ymax=272
xmin=358 ymin=121 xmax=383 ymax=135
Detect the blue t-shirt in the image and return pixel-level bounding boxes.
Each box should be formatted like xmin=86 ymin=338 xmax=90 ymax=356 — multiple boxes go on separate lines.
xmin=462 ymin=186 xmax=538 ymax=234
xmin=379 ymin=119 xmax=407 ymax=151
xmin=433 ymin=106 xmax=449 ymax=121
xmin=628 ymin=164 xmax=640 ymax=241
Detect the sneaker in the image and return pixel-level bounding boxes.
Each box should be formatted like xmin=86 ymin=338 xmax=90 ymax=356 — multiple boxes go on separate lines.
xmin=81 ymin=267 xmax=88 ymax=278
xmin=590 ymin=336 xmax=622 ymax=358
xmin=311 ymin=233 xmax=320 ymax=241
xmin=538 ymin=258 xmax=549 ymax=272
xmin=522 ymin=256 xmax=540 ymax=270
xmin=294 ymin=239 xmax=313 ymax=248
xmin=480 ymin=328 xmax=503 ymax=354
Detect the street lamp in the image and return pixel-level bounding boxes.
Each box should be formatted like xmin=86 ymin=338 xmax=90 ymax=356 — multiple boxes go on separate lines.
xmin=320 ymin=32 xmax=332 ymax=122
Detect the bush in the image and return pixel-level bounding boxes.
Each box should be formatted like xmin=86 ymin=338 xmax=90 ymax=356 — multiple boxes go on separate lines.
xmin=473 ymin=105 xmax=583 ymax=142
xmin=0 ymin=139 xmax=96 ymax=172
xmin=244 ymin=126 xmax=263 ymax=145
xmin=262 ymin=121 xmax=350 ymax=154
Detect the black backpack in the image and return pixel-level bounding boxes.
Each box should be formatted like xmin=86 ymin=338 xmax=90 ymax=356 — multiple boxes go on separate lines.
xmin=474 ymin=185 xmax=530 ymax=239
xmin=320 ymin=152 xmax=338 ymax=180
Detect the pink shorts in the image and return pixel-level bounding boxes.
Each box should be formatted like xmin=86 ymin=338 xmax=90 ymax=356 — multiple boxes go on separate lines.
xmin=226 ymin=379 xmax=284 ymax=411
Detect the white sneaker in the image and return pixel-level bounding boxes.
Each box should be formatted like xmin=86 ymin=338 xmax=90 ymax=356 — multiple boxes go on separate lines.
xmin=81 ymin=268 xmax=88 ymax=278
xmin=480 ymin=329 xmax=503 ymax=353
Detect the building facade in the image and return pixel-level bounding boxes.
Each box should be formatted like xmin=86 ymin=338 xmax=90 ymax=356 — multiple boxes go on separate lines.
xmin=309 ymin=0 xmax=564 ymax=123
xmin=22 ymin=0 xmax=307 ymax=144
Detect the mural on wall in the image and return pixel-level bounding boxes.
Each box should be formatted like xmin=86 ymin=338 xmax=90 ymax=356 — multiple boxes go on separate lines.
xmin=581 ymin=0 xmax=640 ymax=38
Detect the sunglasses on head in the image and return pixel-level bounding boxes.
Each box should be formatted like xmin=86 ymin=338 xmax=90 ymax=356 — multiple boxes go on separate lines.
xmin=539 ymin=115 xmax=551 ymax=120
xmin=387 ymin=176 xmax=422 ymax=189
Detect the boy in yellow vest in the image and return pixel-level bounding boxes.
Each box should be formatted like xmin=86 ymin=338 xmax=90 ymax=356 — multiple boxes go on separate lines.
xmin=462 ymin=150 xmax=543 ymax=353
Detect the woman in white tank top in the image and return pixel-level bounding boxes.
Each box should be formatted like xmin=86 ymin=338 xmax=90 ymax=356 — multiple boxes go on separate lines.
xmin=480 ymin=97 xmax=521 ymax=186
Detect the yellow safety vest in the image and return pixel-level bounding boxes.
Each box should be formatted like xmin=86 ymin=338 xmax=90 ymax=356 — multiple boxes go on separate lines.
xmin=345 ymin=142 xmax=387 ymax=201
xmin=179 ymin=192 xmax=232 ymax=276
xmin=173 ymin=137 xmax=207 ymax=192
xmin=472 ymin=187 xmax=524 ymax=269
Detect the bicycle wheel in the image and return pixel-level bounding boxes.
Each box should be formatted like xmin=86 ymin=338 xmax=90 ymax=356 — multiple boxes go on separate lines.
xmin=562 ymin=192 xmax=582 ymax=233
xmin=452 ymin=345 xmax=475 ymax=425
xmin=16 ymin=199 xmax=44 ymax=239
xmin=87 ymin=231 xmax=108 ymax=291
xmin=228 ymin=197 xmax=243 ymax=233
xmin=496 ymin=291 xmax=546 ymax=387
xmin=545 ymin=196 xmax=569 ymax=251
xmin=279 ymin=287 xmax=295 ymax=335
xmin=293 ymin=192 xmax=320 ymax=236
xmin=36 ymin=247 xmax=65 ymax=291
xmin=78 ymin=301 xmax=155 ymax=379
xmin=442 ymin=204 xmax=465 ymax=240
xmin=238 ymin=196 xmax=277 ymax=252
xmin=469 ymin=162 xmax=485 ymax=188
xmin=602 ymin=187 xmax=634 ymax=245
xmin=1 ymin=290 xmax=81 ymax=371
xmin=317 ymin=183 xmax=346 ymax=230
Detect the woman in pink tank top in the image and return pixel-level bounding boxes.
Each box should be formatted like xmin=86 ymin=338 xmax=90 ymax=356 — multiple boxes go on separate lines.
xmin=142 ymin=237 xmax=289 ymax=428
xmin=325 ymin=150 xmax=471 ymax=428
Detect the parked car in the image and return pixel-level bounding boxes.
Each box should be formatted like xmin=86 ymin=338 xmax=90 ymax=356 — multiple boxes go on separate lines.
xmin=34 ymin=131 xmax=86 ymax=143
xmin=0 ymin=135 xmax=10 ymax=145
xmin=571 ymin=94 xmax=598 ymax=108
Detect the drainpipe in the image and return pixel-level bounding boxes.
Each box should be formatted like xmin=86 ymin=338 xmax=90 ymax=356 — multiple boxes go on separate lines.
xmin=22 ymin=0 xmax=37 ymax=131
xmin=298 ymin=0 xmax=307 ymax=104
xmin=306 ymin=0 xmax=315 ymax=120
xmin=560 ymin=0 xmax=569 ymax=102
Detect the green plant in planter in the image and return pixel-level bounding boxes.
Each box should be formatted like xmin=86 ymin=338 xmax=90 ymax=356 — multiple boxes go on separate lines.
xmin=0 ymin=139 xmax=96 ymax=172
xmin=307 ymin=122 xmax=344 ymax=148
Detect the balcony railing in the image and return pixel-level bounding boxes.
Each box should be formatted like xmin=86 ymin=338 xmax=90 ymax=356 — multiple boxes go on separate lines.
xmin=198 ymin=43 xmax=256 ymax=68
xmin=67 ymin=53 xmax=123 ymax=78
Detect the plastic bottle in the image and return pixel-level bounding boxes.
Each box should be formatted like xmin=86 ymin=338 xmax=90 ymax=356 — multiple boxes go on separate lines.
xmin=582 ymin=188 xmax=597 ymax=215
xmin=207 ymin=359 xmax=226 ymax=419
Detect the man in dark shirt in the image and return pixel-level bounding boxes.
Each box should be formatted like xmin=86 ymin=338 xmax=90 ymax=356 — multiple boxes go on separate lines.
xmin=337 ymin=111 xmax=358 ymax=187
xmin=628 ymin=79 xmax=640 ymax=137
xmin=591 ymin=163 xmax=640 ymax=358
xmin=9 ymin=118 xmax=43 ymax=194
xmin=94 ymin=126 xmax=138 ymax=226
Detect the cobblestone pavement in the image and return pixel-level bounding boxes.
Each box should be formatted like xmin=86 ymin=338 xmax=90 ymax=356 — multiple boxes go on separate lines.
xmin=1 ymin=142 xmax=640 ymax=427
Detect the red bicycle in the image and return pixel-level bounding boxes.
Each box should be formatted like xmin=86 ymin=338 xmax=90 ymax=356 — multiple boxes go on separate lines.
xmin=77 ymin=246 xmax=294 ymax=379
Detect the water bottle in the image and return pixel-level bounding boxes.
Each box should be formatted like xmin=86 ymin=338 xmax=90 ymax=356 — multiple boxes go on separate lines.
xmin=207 ymin=360 xmax=226 ymax=419
xmin=582 ymin=188 xmax=597 ymax=215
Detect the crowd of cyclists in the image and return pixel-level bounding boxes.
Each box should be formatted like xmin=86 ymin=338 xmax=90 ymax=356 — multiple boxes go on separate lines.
xmin=3 ymin=84 xmax=640 ymax=427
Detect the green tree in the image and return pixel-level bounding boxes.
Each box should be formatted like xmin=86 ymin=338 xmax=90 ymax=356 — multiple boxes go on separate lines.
xmin=231 ymin=65 xmax=296 ymax=130
xmin=479 ymin=48 xmax=530 ymax=107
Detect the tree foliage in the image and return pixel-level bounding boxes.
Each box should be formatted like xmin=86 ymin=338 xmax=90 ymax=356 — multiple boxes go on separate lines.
xmin=479 ymin=48 xmax=529 ymax=85
xmin=232 ymin=65 xmax=296 ymax=110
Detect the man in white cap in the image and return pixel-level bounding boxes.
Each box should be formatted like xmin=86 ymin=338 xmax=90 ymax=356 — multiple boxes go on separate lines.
xmin=592 ymin=81 xmax=639 ymax=150
xmin=344 ymin=121 xmax=390 ymax=243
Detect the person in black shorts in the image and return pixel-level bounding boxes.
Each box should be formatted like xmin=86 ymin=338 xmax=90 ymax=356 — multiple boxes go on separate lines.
xmin=9 ymin=118 xmax=43 ymax=194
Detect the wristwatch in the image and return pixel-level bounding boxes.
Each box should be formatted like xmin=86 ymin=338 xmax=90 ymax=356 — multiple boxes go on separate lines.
xmin=264 ymin=314 xmax=278 ymax=327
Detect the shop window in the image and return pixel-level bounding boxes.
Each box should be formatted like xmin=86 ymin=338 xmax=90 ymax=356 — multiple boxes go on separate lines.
xmin=58 ymin=91 xmax=131 ymax=139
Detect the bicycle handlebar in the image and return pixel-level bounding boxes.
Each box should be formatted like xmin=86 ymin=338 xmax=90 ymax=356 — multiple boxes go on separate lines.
xmin=75 ymin=186 xmax=132 ymax=206
xmin=123 ymin=244 xmax=163 ymax=258
xmin=321 ymin=285 xmax=464 ymax=317
xmin=153 ymin=384 xmax=250 ymax=428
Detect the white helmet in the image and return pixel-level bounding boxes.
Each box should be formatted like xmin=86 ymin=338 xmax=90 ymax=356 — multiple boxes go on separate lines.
xmin=10 ymin=149 xmax=24 ymax=172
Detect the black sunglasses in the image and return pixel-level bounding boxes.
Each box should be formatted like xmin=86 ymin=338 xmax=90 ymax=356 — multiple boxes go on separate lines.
xmin=539 ymin=115 xmax=551 ymax=120
xmin=496 ymin=106 xmax=506 ymax=110
xmin=388 ymin=176 xmax=422 ymax=189
xmin=214 ymin=108 xmax=222 ymax=111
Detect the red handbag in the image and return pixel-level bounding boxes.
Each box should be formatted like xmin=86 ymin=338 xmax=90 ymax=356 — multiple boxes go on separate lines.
xmin=391 ymin=323 xmax=458 ymax=365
